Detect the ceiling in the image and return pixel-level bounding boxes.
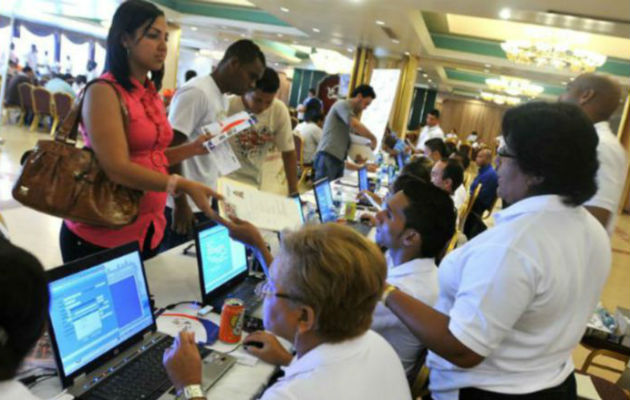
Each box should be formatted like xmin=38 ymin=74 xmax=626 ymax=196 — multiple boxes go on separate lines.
xmin=3 ymin=0 xmax=629 ymax=102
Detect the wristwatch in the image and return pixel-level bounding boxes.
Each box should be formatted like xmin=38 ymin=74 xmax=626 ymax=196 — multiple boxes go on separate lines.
xmin=381 ymin=284 xmax=397 ymax=304
xmin=179 ymin=384 xmax=204 ymax=399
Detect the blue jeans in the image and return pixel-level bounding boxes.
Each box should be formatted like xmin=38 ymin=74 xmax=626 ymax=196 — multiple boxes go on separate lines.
xmin=314 ymin=152 xmax=345 ymax=182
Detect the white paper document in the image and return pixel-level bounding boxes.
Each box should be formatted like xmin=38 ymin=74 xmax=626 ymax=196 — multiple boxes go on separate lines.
xmin=218 ymin=178 xmax=304 ymax=232
xmin=208 ymin=141 xmax=242 ymax=176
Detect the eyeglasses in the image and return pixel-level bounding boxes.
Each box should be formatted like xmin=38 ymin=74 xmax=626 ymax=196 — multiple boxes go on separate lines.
xmin=497 ymin=147 xmax=517 ymax=159
xmin=255 ymin=280 xmax=305 ymax=304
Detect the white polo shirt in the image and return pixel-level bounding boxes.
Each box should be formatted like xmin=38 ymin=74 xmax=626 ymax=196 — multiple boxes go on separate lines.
xmin=295 ymin=122 xmax=323 ymax=164
xmin=584 ymin=121 xmax=627 ymax=235
xmin=372 ymin=257 xmax=438 ymax=379
xmin=167 ymin=75 xmax=229 ymax=212
xmin=417 ymin=125 xmax=445 ymax=150
xmin=261 ymin=330 xmax=411 ymax=400
xmin=0 ymin=381 xmax=40 ymax=400
xmin=426 ymin=195 xmax=610 ymax=399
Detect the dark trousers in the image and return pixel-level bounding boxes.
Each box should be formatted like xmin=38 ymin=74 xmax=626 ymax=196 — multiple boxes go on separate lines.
xmin=59 ymin=222 xmax=159 ymax=263
xmin=158 ymin=201 xmax=217 ymax=253
xmin=458 ymin=372 xmax=577 ymax=400
xmin=314 ymin=152 xmax=345 ymax=182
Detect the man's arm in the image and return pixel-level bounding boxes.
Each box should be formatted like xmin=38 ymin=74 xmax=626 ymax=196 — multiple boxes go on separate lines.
xmin=350 ymin=117 xmax=377 ymax=150
xmin=281 ymin=150 xmax=299 ymax=195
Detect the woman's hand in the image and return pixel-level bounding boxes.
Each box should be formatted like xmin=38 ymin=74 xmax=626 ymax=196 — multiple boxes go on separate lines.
xmin=224 ymin=215 xmax=265 ymax=251
xmin=178 ymin=179 xmax=225 ymax=223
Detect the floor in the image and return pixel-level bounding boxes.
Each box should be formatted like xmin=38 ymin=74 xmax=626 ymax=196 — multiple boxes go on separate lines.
xmin=1 ymin=122 xmax=629 ymax=381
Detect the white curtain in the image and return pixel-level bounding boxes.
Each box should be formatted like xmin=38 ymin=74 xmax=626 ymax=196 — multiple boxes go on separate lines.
xmin=16 ymin=25 xmax=55 ymax=71
xmin=94 ymin=42 xmax=106 ymax=75
xmin=60 ymin=34 xmax=89 ymax=76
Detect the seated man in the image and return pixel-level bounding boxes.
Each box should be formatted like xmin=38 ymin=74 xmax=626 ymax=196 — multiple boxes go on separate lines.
xmin=423 ymin=138 xmax=447 ymax=163
xmin=372 ymin=178 xmax=456 ymax=381
xmin=470 ymin=148 xmax=498 ymax=214
xmin=163 ymin=223 xmax=412 ymax=400
xmin=0 ymin=238 xmax=49 ymax=400
xmin=228 ymin=67 xmax=298 ymax=195
xmin=431 ymin=158 xmax=466 ymax=210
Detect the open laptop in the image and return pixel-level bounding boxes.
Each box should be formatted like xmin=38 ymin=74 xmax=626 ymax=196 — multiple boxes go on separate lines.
xmin=313 ymin=177 xmax=372 ymax=236
xmin=358 ymin=166 xmax=369 ymax=192
xmin=46 ymin=243 xmax=235 ymax=400
xmin=195 ymin=222 xmax=264 ymax=314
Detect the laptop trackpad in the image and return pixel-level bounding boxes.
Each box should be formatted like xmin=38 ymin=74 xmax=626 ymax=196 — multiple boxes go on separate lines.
xmin=158 ymin=351 xmax=236 ymax=399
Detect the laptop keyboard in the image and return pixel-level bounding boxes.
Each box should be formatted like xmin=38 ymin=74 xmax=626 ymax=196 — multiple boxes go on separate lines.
xmin=229 ymin=281 xmax=262 ymax=311
xmin=80 ymin=336 xmax=210 ymax=400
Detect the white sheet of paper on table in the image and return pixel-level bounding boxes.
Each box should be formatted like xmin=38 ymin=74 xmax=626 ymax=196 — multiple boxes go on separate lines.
xmin=157 ymin=314 xmax=208 ymax=343
xmin=208 ymin=141 xmax=242 ymax=176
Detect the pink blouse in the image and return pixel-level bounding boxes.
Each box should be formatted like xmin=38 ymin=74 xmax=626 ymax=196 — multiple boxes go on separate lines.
xmin=65 ymin=73 xmax=173 ymax=251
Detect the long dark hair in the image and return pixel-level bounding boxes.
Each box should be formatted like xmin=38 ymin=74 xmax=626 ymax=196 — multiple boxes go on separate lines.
xmin=104 ymin=0 xmax=165 ymax=91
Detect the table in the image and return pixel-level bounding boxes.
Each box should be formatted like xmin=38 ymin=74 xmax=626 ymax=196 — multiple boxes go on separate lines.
xmin=32 ymin=242 xmax=280 ymax=400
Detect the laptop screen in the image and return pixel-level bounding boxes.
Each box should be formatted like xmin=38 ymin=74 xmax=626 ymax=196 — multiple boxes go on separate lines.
xmin=358 ymin=167 xmax=368 ymax=192
xmin=388 ymin=164 xmax=396 ymax=182
xmin=48 ymin=246 xmax=153 ymax=377
xmin=314 ymin=178 xmax=337 ymax=223
xmin=197 ymin=224 xmax=248 ymax=296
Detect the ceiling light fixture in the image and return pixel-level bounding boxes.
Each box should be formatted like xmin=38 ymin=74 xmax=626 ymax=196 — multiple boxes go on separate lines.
xmin=486 ymin=76 xmax=543 ymax=97
xmin=501 ymin=40 xmax=606 ymax=73
xmin=480 ymin=91 xmax=521 ymax=106
xmin=191 ymin=26 xmax=198 ymax=31
xmin=376 ymin=20 xmax=385 ymax=26
xmin=499 ymin=8 xmax=511 ymax=20
xmin=280 ymin=7 xmax=289 ymax=12
xmin=392 ymin=39 xmax=400 ymax=44
xmin=312 ymin=28 xmax=320 ymax=33
xmin=404 ymin=51 xmax=410 ymax=56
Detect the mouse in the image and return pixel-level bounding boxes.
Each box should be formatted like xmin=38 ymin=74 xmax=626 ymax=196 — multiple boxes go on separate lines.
xmin=243 ymin=340 xmax=264 ymax=349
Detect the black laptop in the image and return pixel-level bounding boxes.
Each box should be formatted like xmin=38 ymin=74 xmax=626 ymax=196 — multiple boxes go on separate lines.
xmin=313 ymin=177 xmax=372 ymax=236
xmin=46 ymin=243 xmax=235 ymax=400
xmin=194 ymin=222 xmax=264 ymax=314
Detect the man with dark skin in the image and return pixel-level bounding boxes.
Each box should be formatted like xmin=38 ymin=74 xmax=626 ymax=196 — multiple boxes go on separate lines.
xmin=559 ymin=73 xmax=625 ymax=234
xmin=162 ymin=40 xmax=265 ymax=251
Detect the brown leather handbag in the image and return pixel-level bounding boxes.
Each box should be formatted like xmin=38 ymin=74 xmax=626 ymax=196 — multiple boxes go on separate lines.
xmin=12 ymin=79 xmax=143 ymax=229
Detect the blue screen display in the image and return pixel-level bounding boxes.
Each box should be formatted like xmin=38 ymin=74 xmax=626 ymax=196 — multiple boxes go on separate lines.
xmin=358 ymin=168 xmax=368 ymax=191
xmin=396 ymin=153 xmax=405 ymax=170
xmin=48 ymin=251 xmax=153 ymax=376
xmin=198 ymin=225 xmax=247 ymax=295
xmin=315 ymin=180 xmax=337 ymax=223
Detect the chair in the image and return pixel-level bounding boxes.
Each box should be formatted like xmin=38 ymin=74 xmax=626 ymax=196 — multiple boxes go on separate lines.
xmin=51 ymin=92 xmax=73 ymax=136
xmin=581 ymin=349 xmax=630 ymax=377
xmin=30 ymin=87 xmax=54 ymax=132
xmin=17 ymin=82 xmax=35 ymax=126
xmin=410 ymin=365 xmax=430 ymax=399
xmin=458 ymin=183 xmax=481 ymax=232
xmin=293 ymin=133 xmax=312 ymax=189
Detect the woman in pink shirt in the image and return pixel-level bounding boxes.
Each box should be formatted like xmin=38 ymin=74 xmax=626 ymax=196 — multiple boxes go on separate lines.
xmin=60 ymin=0 xmax=221 ymax=262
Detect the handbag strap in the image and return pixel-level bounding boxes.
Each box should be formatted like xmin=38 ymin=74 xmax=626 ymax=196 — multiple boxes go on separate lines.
xmin=55 ymin=78 xmax=129 ymax=143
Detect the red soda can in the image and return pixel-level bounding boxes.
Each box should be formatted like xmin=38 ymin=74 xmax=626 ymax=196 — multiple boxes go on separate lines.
xmin=218 ymin=298 xmax=245 ymax=343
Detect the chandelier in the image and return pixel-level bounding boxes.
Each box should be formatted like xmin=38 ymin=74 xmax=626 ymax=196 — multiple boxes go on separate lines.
xmin=480 ymin=92 xmax=521 ymax=106
xmin=485 ymin=76 xmax=543 ymax=98
xmin=501 ymin=40 xmax=606 ymax=73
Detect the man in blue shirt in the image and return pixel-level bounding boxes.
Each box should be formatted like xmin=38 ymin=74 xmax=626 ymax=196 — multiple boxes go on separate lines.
xmin=470 ymin=148 xmax=498 ymax=215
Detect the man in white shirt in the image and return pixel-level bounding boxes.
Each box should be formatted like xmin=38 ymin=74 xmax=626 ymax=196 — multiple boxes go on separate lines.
xmin=379 ymin=102 xmax=610 ymax=399
xmin=161 ymin=40 xmax=265 ymax=251
xmin=372 ymin=178 xmax=456 ymax=381
xmin=25 ymin=44 xmax=38 ymax=70
xmin=415 ymin=109 xmax=445 ymax=152
xmin=164 ymin=223 xmax=411 ymax=400
xmin=431 ymin=158 xmax=466 ymax=210
xmin=560 ymin=73 xmax=627 ymax=235
xmin=295 ymin=112 xmax=323 ymax=164
xmin=227 ymin=67 xmax=298 ymax=195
